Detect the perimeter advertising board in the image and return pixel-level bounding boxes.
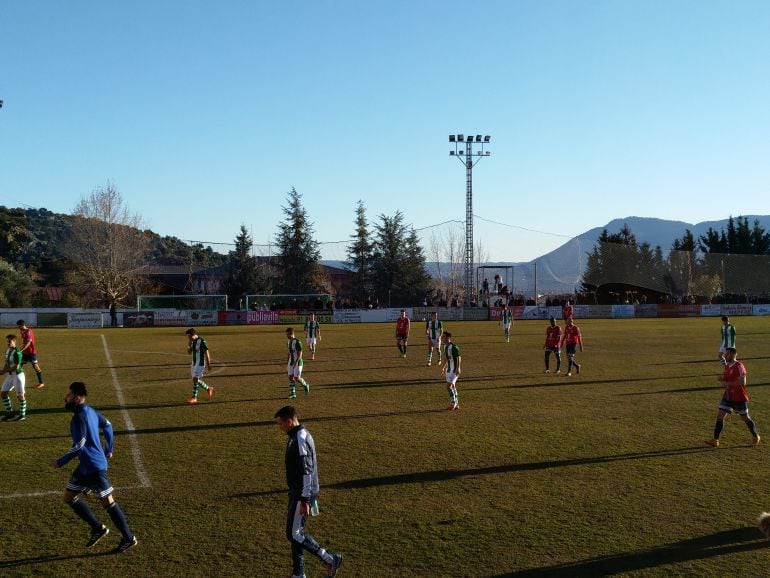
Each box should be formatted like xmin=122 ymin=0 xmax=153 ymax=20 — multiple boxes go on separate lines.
xmin=67 ymin=312 xmax=103 ymax=329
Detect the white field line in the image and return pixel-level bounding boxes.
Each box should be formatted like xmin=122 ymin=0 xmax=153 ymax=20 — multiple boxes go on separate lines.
xmin=0 ymin=485 xmax=145 ymax=500
xmin=100 ymin=334 xmax=152 ymax=488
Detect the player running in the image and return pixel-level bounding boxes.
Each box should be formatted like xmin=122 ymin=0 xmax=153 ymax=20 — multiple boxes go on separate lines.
xmin=16 ymin=319 xmax=44 ymax=389
xmin=2 ymin=334 xmax=27 ymax=421
xmin=543 ymin=317 xmax=562 ymax=374
xmin=304 ymin=313 xmax=321 ymax=360
xmin=500 ymin=304 xmax=513 ymax=343
xmin=395 ymin=309 xmax=411 ymax=358
xmin=425 ymin=311 xmax=443 ymax=366
xmin=560 ymin=318 xmax=583 ymax=376
xmin=440 ymin=331 xmax=462 ymax=411
xmin=705 ymin=347 xmax=760 ymax=447
xmin=286 ymin=328 xmax=310 ymax=399
xmin=185 ymin=328 xmax=213 ymax=404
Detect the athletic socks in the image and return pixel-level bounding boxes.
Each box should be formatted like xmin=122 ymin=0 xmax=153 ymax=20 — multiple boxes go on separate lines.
xmin=106 ymin=502 xmax=134 ymax=540
xmin=19 ymin=399 xmax=26 ymax=418
xmin=2 ymin=396 xmax=12 ymax=414
xmin=714 ymin=420 xmax=724 ymax=440
xmin=70 ymin=497 xmax=102 ymax=530
xmin=36 ymin=370 xmax=44 ymax=384
xmin=746 ymin=419 xmax=758 ymax=437
xmin=192 ymin=380 xmax=210 ymax=399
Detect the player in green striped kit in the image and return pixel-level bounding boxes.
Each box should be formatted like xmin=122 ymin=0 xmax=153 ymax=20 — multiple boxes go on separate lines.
xmin=2 ymin=334 xmax=27 ymax=421
xmin=440 ymin=331 xmax=462 ymax=411
xmin=286 ymin=327 xmax=310 ymax=399
xmin=718 ymin=315 xmax=736 ymax=365
xmin=425 ymin=311 xmax=443 ymax=366
xmin=304 ymin=313 xmax=321 ymax=360
xmin=500 ymin=303 xmax=513 ymax=342
xmin=185 ymin=328 xmax=213 ymax=404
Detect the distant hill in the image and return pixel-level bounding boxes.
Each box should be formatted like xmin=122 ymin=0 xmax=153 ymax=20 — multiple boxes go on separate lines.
xmin=467 ymin=215 xmax=770 ymax=295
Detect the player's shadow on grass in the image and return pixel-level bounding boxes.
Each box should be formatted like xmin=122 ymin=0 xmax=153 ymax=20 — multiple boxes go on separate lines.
xmin=495 ymin=526 xmax=768 ymax=577
xmin=462 ymin=374 xmax=705 ymax=392
xmin=0 ymin=549 xmax=116 ymax=569
xmin=621 ymin=380 xmax=770 ymax=396
xmin=231 ymin=445 xmax=711 ymax=498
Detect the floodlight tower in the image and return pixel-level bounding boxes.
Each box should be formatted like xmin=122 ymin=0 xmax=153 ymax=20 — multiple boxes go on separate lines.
xmin=449 ymin=134 xmax=491 ymax=302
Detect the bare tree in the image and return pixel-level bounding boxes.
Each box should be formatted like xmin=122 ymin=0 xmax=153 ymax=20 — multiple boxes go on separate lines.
xmin=67 ymin=182 xmax=150 ymax=307
xmin=427 ymin=224 xmax=464 ymax=304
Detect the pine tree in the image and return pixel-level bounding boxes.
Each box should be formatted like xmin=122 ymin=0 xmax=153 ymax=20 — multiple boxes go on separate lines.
xmin=345 ymin=200 xmax=374 ymax=307
xmin=274 ymin=188 xmax=321 ymax=294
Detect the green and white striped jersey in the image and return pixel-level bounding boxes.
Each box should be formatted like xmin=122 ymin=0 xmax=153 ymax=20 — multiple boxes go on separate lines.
xmin=721 ymin=324 xmax=736 ymax=348
xmin=501 ymin=308 xmax=512 ymax=324
xmin=305 ymin=319 xmax=320 ymax=339
xmin=4 ymin=347 xmax=22 ymax=374
xmin=288 ymin=338 xmax=304 ymax=366
xmin=426 ymin=319 xmax=443 ymax=340
xmin=443 ymin=342 xmax=461 ymax=373
xmin=189 ymin=337 xmax=208 ymax=367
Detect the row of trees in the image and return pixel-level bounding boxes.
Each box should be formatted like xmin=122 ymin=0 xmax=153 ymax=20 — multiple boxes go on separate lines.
xmin=581 ymin=217 xmax=770 ymax=303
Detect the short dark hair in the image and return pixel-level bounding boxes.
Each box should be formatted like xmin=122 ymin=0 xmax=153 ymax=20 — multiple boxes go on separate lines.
xmin=69 ymin=381 xmax=88 ymax=397
xmin=286 ymin=327 xmax=293 ymax=334
xmin=274 ymin=405 xmax=297 ymax=420
xmin=6 ymin=334 xmax=16 ymax=340
xmin=721 ymin=316 xmax=729 ymax=322
xmin=16 ymin=319 xmax=25 ymax=326
xmin=726 ymin=346 xmax=737 ymax=353
xmin=443 ymin=331 xmax=452 ymax=338
xmin=185 ymin=328 xmax=196 ymax=335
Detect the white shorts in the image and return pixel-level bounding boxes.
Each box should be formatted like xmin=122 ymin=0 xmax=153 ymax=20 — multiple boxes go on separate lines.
xmin=719 ymin=345 xmax=728 ymax=354
xmin=428 ymin=337 xmax=441 ymax=349
xmin=502 ymin=322 xmax=512 ymax=330
xmin=445 ymin=372 xmax=459 ymax=386
xmin=307 ymin=338 xmax=317 ymax=346
xmin=287 ymin=363 xmax=304 ymax=378
xmin=191 ymin=365 xmax=206 ymax=379
xmin=2 ymin=372 xmax=25 ymax=396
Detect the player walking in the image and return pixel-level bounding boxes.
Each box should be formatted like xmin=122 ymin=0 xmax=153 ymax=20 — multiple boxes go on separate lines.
xmin=560 ymin=318 xmax=583 ymax=376
xmin=2 ymin=334 xmax=27 ymax=421
xmin=425 ymin=311 xmax=443 ymax=366
xmin=500 ymin=304 xmax=513 ymax=342
xmin=287 ymin=328 xmax=310 ymax=399
xmin=395 ymin=309 xmax=411 ymax=358
xmin=440 ymin=331 xmax=462 ymax=411
xmin=543 ymin=317 xmax=562 ymax=374
xmin=718 ymin=315 xmax=736 ymax=365
xmin=52 ymin=381 xmax=137 ymax=552
xmin=185 ymin=328 xmax=213 ymax=404
xmin=304 ymin=313 xmax=321 ymax=360
xmin=705 ymin=347 xmax=760 ymax=447
xmin=16 ymin=319 xmax=44 ymax=388
xmin=275 ymin=405 xmax=343 ymax=578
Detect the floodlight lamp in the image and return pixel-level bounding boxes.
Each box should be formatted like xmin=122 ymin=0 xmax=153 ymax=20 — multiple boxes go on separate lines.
xmin=484 ymin=135 xmax=490 ymax=142
xmin=476 ymin=135 xmax=482 ymax=142
xmin=449 ymin=135 xmax=455 ymax=142
xmin=450 ymin=151 xmax=455 ymax=155
xmin=457 ymin=134 xmax=464 ymax=141
xmin=485 ymin=151 xmax=491 ymax=156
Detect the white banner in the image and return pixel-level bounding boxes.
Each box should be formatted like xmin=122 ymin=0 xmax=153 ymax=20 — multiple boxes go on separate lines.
xmin=612 ymin=305 xmax=635 ymax=318
xmin=67 ymin=312 xmax=103 ymax=329
xmin=721 ymin=304 xmax=753 ymax=316
xmin=186 ymin=310 xmax=218 ymax=326
xmin=154 ymin=311 xmax=188 ymax=326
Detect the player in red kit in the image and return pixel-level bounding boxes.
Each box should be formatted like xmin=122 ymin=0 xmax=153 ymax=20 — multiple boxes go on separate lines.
xmin=543 ymin=317 xmax=562 ymax=374
xmin=16 ymin=320 xmax=44 ymax=388
xmin=562 ymin=300 xmax=573 ymax=321
xmin=705 ymin=347 xmax=760 ymax=447
xmin=559 ymin=318 xmax=583 ymax=376
xmin=395 ymin=309 xmax=411 ymax=358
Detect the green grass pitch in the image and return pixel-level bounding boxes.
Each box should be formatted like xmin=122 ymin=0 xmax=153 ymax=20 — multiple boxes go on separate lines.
xmin=1 ymin=317 xmax=769 ymax=577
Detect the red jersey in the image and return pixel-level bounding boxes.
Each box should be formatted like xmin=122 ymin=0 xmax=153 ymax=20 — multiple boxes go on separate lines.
xmin=545 ymin=325 xmax=562 ymax=348
xmin=20 ymin=327 xmax=37 ymax=356
xmin=396 ymin=316 xmax=410 ymax=335
xmin=722 ymin=361 xmax=748 ymax=402
xmin=563 ymin=304 xmax=573 ymax=319
xmin=561 ymin=325 xmax=582 ymax=346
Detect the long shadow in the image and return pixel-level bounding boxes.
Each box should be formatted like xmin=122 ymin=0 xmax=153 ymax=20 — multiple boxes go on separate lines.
xmin=230 ymin=445 xmax=712 ymax=498
xmin=654 ymin=355 xmax=770 ymax=366
xmin=621 ymin=380 xmax=770 ymax=397
xmin=0 ymin=549 xmax=115 ymax=569
xmin=496 ymin=526 xmax=768 ymax=577
xmin=463 ymin=374 xmax=708 ymax=392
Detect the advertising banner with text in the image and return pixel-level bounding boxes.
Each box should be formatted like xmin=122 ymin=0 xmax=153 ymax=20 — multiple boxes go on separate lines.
xmin=721 ymin=304 xmax=753 ymax=316
xmin=247 ymin=310 xmax=279 ymax=325
xmin=67 ymin=312 xmax=103 ymax=329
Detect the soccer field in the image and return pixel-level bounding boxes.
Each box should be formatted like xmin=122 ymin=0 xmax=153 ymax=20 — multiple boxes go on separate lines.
xmin=1 ymin=318 xmax=769 ymax=577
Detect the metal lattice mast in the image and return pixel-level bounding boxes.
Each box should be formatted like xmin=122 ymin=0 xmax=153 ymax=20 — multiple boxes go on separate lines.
xmin=449 ymin=134 xmax=491 ymax=303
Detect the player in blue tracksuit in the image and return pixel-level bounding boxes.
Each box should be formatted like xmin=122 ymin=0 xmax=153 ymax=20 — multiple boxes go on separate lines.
xmin=275 ymin=405 xmax=343 ymax=578
xmin=52 ymin=381 xmax=137 ymax=552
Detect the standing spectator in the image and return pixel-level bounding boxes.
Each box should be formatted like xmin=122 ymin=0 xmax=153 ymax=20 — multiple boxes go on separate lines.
xmin=109 ymin=301 xmax=118 ymax=327
xmin=275 ymin=405 xmax=343 ymax=578
xmin=560 ymin=318 xmax=583 ymax=376
xmin=705 ymin=347 xmax=760 ymax=447
xmin=718 ymin=315 xmax=736 ymax=365
xmin=16 ymin=320 xmax=44 ymax=389
xmin=52 ymin=381 xmax=137 ymax=552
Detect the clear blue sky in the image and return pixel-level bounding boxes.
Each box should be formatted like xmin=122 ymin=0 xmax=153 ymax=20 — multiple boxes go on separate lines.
xmin=2 ymin=0 xmax=770 ymax=262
